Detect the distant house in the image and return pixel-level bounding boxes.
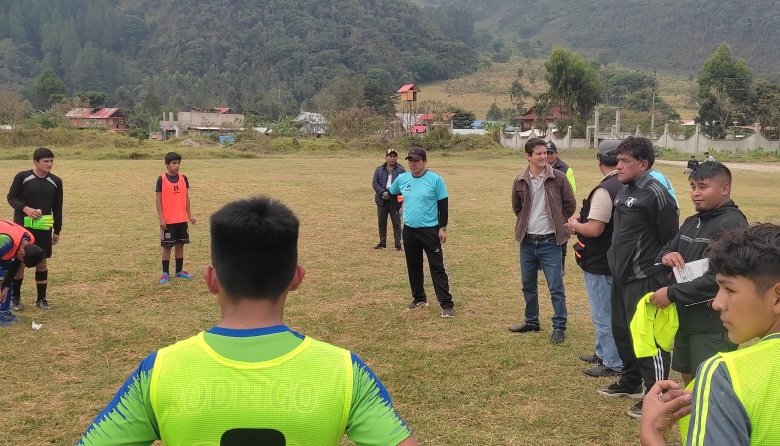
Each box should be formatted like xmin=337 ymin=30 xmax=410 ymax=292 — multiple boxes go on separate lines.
xmin=417 ymin=112 xmax=455 ymax=133
xmin=66 ymin=108 xmax=129 ymax=132
xmin=516 ymin=105 xmax=568 ymax=131
xmin=158 ymin=109 xmax=245 ymax=140
xmin=293 ymin=112 xmax=329 ymax=136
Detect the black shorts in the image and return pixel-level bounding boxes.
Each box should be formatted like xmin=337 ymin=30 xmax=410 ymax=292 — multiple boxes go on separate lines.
xmin=672 ymin=331 xmax=737 ymax=376
xmin=160 ymin=222 xmax=190 ymax=248
xmin=30 ymin=228 xmax=53 ymax=258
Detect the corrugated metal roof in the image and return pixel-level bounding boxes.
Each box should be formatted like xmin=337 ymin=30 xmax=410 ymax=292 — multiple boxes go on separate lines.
xmin=397 ymin=84 xmax=420 ymax=93
xmin=90 ymin=108 xmax=121 ymax=119
xmin=214 ymin=107 xmax=231 ymax=114
xmin=66 ymin=108 xmax=92 ymax=118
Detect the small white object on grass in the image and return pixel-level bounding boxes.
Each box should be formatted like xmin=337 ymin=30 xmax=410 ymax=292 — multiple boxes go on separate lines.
xmin=31 ymin=321 xmax=43 ymax=330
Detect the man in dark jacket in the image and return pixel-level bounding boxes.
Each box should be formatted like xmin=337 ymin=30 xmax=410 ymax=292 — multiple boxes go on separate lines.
xmin=650 ymin=161 xmax=746 ymax=386
xmin=509 ymin=138 xmax=576 ymax=344
xmin=599 ymin=137 xmax=679 ymax=419
xmin=372 ymin=148 xmax=405 ymax=250
xmin=684 ymin=155 xmax=699 ymax=174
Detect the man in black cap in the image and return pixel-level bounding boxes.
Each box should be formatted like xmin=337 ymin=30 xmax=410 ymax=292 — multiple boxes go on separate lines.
xmin=389 ymin=147 xmax=455 ymax=318
xmin=546 ymin=141 xmax=576 ymax=275
xmin=565 ymin=140 xmax=623 ymax=376
xmin=372 ymin=148 xmax=405 ymax=250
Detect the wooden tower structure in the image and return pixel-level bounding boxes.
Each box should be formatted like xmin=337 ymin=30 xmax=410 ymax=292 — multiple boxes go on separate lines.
xmin=397 ymin=84 xmax=421 ymax=132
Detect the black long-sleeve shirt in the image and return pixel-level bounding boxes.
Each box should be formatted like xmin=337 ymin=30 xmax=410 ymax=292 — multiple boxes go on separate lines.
xmin=608 ymin=170 xmax=679 ymax=283
xmin=7 ymin=170 xmax=64 ymax=234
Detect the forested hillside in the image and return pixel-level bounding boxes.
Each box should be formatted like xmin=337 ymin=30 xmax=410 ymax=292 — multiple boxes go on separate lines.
xmin=423 ymin=0 xmax=780 ymax=76
xmin=0 ymin=0 xmax=478 ymax=117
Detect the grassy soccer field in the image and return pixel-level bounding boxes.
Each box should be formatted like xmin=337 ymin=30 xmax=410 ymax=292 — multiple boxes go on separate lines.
xmin=1 ymin=149 xmax=779 ymax=446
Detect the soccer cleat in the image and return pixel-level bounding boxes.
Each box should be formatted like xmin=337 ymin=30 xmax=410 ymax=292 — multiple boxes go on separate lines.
xmin=598 ymin=381 xmax=645 ymax=399
xmin=373 ymin=243 xmax=386 ymax=249
xmin=10 ymin=299 xmax=23 ymax=312
xmin=36 ymin=299 xmax=51 ymax=310
xmin=441 ymin=308 xmax=455 ymax=318
xmin=160 ymin=273 xmax=170 ymax=284
xmin=395 ymin=244 xmax=403 ymax=251
xmin=406 ymin=300 xmax=429 ymax=310
xmin=175 ymin=271 xmax=194 ymax=279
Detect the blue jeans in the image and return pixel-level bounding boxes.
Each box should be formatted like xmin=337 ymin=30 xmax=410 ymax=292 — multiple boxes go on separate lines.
xmin=583 ymin=272 xmax=622 ymax=370
xmin=519 ymin=237 xmax=567 ymax=330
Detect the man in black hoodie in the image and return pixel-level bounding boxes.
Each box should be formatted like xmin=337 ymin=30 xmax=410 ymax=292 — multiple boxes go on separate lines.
xmin=650 ymin=162 xmax=746 ymax=386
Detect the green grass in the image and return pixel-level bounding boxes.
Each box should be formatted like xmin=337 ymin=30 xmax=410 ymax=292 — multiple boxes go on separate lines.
xmin=2 ymin=148 xmax=779 ymax=445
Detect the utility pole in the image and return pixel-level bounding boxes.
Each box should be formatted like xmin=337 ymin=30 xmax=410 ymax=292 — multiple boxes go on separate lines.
xmin=650 ymin=70 xmax=657 ymax=140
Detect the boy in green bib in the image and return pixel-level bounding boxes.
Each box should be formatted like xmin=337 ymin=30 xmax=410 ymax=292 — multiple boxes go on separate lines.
xmin=78 ymin=197 xmax=418 ymax=446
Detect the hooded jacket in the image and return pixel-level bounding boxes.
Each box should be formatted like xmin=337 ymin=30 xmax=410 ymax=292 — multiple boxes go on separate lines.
xmin=656 ymin=200 xmax=748 ymax=334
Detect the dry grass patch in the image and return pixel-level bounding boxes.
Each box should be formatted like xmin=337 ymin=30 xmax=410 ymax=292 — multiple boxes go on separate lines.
xmin=1 ymin=150 xmax=777 ymax=445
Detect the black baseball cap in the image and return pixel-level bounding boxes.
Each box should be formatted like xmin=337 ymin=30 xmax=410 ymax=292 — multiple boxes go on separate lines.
xmin=386 ymin=148 xmax=398 ymax=156
xmin=406 ymin=146 xmax=427 ymax=161
xmin=546 ymin=141 xmax=558 ymax=153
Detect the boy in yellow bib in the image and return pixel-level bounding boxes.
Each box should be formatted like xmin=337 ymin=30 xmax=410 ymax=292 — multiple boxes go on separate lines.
xmin=640 ymin=223 xmax=780 ymax=445
xmin=78 ymin=197 xmax=418 ymax=446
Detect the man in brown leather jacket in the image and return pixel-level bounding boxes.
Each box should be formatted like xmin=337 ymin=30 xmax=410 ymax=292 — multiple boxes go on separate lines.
xmin=509 ymin=137 xmax=576 ymax=344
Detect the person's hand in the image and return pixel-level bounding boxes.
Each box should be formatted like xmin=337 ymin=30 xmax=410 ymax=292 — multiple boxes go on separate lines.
xmin=159 ymin=219 xmax=167 ymax=231
xmin=381 ymin=191 xmax=389 ymax=200
xmin=189 ymin=215 xmax=197 ymax=224
xmin=662 ymin=252 xmax=685 ymax=269
xmin=0 ymin=287 xmax=8 ymax=304
xmin=439 ymin=228 xmax=447 ymax=244
xmin=52 ymin=233 xmax=60 ymax=245
xmin=640 ymin=380 xmax=692 ymax=445
xmin=24 ymin=207 xmax=43 ymax=219
xmin=649 ymin=287 xmax=671 ymax=309
xmin=565 ymin=216 xmax=579 ymax=233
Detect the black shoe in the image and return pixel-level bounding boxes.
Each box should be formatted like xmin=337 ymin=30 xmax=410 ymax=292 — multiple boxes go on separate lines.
xmin=508 ymin=323 xmax=540 ymax=333
xmin=36 ymin=299 xmax=51 ymax=310
xmin=597 ymin=381 xmax=644 ymax=399
xmin=373 ymin=243 xmax=386 ymax=249
xmin=627 ymin=400 xmax=643 ymax=419
xmin=579 ymin=353 xmax=600 ymax=364
xmin=582 ymin=364 xmax=621 ymax=377
xmin=550 ymin=329 xmax=565 ymax=344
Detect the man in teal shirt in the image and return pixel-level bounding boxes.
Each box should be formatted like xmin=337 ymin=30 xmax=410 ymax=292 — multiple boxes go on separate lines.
xmin=390 ymin=147 xmax=455 ymax=318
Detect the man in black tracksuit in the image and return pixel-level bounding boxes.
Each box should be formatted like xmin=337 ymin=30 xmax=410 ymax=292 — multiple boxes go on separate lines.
xmin=600 ymin=137 xmax=679 ymax=419
xmin=650 ymin=162 xmax=746 ymax=386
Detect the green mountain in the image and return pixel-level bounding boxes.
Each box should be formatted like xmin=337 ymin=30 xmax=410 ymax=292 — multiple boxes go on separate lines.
xmin=0 ymin=0 xmax=477 ymax=118
xmin=423 ymin=0 xmax=780 ymax=75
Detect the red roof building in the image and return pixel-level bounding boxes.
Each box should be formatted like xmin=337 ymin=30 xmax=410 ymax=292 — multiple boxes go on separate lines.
xmin=516 ymin=105 xmax=568 ymax=130
xmin=66 ymin=108 xmax=129 ymax=132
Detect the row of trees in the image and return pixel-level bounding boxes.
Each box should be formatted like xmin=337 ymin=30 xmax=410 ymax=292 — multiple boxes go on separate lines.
xmin=480 ymin=43 xmax=780 ymax=140
xmin=0 ymin=0 xmax=479 ymax=119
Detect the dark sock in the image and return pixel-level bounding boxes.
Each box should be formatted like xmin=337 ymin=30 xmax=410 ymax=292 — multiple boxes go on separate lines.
xmin=175 ymin=258 xmax=183 ymax=273
xmin=35 ymin=270 xmax=48 ymax=301
xmin=37 ymin=283 xmax=47 ymax=301
xmin=13 ymin=278 xmax=23 ymax=302
xmin=162 ymin=260 xmax=170 ymax=274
